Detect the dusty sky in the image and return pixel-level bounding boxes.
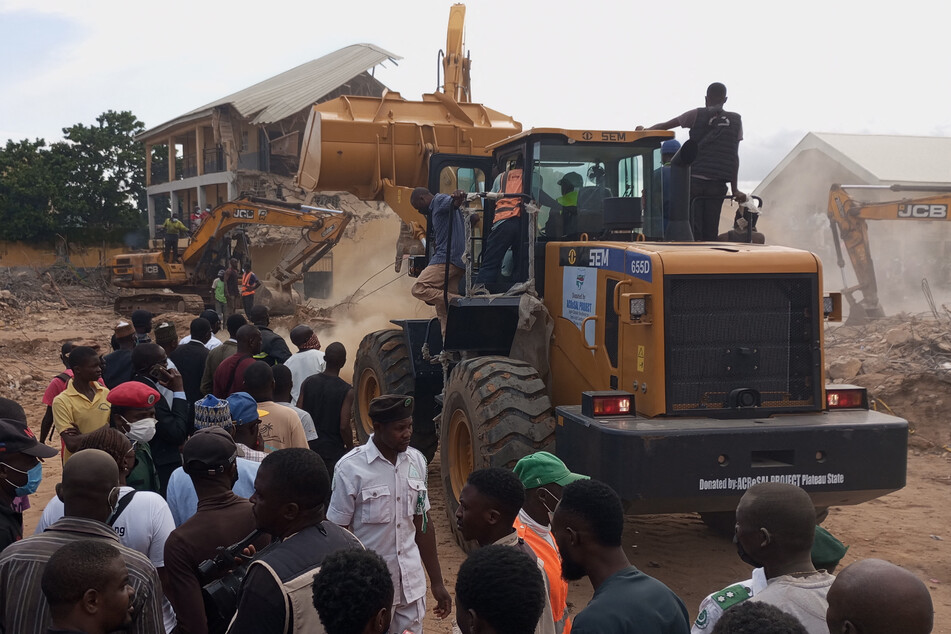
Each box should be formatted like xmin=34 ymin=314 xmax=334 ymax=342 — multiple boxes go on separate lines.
xmin=1 ymin=0 xmax=946 ymax=190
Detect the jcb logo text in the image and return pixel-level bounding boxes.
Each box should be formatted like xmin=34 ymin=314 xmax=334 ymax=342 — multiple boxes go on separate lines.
xmin=898 ymin=204 xmax=947 ymax=218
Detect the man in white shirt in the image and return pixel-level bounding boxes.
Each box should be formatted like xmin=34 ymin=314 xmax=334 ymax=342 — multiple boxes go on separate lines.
xmin=178 ymin=309 xmax=223 ymax=350
xmin=328 ymin=394 xmax=451 ymax=634
xmin=283 ymin=324 xmax=325 ymax=403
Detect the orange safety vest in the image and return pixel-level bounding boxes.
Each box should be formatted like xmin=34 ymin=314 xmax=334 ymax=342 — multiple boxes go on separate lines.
xmin=493 ymin=169 xmax=524 ymax=222
xmin=515 ymin=518 xmax=572 ymax=634
xmin=241 ymin=271 xmax=257 ymax=296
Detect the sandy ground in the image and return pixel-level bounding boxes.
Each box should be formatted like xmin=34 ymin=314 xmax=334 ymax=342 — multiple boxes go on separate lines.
xmin=1 ymin=300 xmax=948 ymax=632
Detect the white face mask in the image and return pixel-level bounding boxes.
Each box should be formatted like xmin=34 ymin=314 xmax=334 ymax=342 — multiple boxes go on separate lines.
xmin=124 ymin=417 xmax=157 ymax=443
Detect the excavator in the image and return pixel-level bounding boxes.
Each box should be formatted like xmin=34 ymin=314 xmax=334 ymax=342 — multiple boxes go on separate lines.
xmin=828 ymin=183 xmax=951 ymax=323
xmin=109 ymin=197 xmax=351 ymax=315
xmin=289 ymin=3 xmax=910 ymax=538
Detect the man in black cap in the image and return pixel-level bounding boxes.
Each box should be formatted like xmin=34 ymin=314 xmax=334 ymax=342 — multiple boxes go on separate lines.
xmin=0 ymin=417 xmax=58 ymax=552
xmin=131 ymin=310 xmax=153 ymax=345
xmin=248 ymin=305 xmax=291 ymax=366
xmin=164 ymin=428 xmax=269 ymax=634
xmin=154 ymin=322 xmax=179 ymax=358
xmin=328 ymin=394 xmax=452 ymax=634
xmin=229 ymin=448 xmax=361 ymax=633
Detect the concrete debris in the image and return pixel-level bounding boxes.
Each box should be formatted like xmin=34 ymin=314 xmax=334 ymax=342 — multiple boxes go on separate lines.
xmin=884 ymin=327 xmax=913 ymax=346
xmin=828 ymin=358 xmax=863 ymax=381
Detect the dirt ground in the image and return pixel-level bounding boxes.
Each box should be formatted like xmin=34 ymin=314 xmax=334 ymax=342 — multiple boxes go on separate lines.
xmin=1 ymin=289 xmax=948 ymax=632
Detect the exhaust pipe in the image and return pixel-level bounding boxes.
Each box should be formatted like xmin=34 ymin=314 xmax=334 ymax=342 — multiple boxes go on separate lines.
xmin=666 ymin=139 xmax=698 ymax=242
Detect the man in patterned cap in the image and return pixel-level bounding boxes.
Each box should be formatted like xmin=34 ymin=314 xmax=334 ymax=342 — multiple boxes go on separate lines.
xmin=328 ymin=394 xmax=452 ymax=634
xmin=102 ymin=321 xmax=137 ymax=389
xmin=164 ymin=395 xmax=262 ymax=526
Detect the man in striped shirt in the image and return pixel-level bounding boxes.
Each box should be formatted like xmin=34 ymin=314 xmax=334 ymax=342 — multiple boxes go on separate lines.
xmin=0 ymin=449 xmax=164 ymax=634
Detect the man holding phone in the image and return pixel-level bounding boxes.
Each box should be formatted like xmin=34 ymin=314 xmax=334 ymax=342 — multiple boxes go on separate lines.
xmin=132 ymin=344 xmax=191 ymax=496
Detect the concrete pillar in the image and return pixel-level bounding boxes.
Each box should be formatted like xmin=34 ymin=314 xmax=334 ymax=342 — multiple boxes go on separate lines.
xmin=170 ymin=191 xmax=180 ymax=220
xmin=147 ymin=195 xmax=156 ymax=240
xmin=167 ymin=137 xmax=175 ymax=183
xmin=197 ymin=186 xmax=207 ymax=211
xmin=227 ymin=176 xmax=238 ymax=201
xmin=145 ymin=143 xmax=152 ymax=187
xmin=196 ymin=125 xmax=204 ymax=176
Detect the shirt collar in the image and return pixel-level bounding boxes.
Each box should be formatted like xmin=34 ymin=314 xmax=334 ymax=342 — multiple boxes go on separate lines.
xmin=365 ymin=434 xmax=407 ymax=466
xmin=64 ymin=379 xmax=107 ymax=396
xmin=44 ymin=516 xmax=120 ymax=542
xmin=492 ymin=530 xmax=521 ymax=547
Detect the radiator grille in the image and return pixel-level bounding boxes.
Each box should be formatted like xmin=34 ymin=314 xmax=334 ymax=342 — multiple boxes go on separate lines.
xmin=664 ymin=274 xmax=820 ymax=414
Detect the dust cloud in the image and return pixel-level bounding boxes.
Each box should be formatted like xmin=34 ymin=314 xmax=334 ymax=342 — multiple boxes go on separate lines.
xmin=755 ymin=156 xmax=951 ymax=317
xmin=273 ymin=197 xmax=434 ymax=383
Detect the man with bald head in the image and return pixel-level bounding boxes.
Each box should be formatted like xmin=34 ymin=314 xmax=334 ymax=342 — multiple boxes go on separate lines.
xmin=826 ymin=558 xmax=934 ymax=634
xmin=734 ymin=482 xmax=834 ymax=633
xmin=0 ymin=449 xmax=163 ymax=634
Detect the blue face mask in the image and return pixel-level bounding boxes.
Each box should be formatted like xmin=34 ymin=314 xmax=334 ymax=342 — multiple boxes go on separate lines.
xmin=2 ymin=461 xmax=43 ymax=497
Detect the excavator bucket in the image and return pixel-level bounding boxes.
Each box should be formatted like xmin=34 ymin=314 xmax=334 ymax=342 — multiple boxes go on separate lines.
xmin=255 ymin=281 xmax=300 ymax=316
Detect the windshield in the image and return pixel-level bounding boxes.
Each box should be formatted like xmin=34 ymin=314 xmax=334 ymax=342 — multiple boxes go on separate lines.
xmin=529 ymin=139 xmax=662 ymax=240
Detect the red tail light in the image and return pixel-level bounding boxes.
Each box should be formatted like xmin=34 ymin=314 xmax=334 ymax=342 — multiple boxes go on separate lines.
xmin=826 ymin=387 xmax=868 ymax=410
xmin=582 ymin=391 xmax=634 ymax=417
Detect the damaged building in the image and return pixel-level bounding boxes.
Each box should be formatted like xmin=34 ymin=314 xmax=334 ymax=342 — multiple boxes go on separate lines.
xmin=137 ymin=43 xmax=399 ymax=238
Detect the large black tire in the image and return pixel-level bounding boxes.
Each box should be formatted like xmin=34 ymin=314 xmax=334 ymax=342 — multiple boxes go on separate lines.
xmin=440 ymin=356 xmax=555 ymax=550
xmin=352 ymin=329 xmax=438 ymax=462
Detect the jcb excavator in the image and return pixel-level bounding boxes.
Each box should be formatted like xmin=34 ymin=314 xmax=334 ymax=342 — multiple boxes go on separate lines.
xmin=109 ymin=197 xmax=351 ymax=315
xmin=287 ymin=4 xmax=908 ymax=536
xmin=828 ymin=183 xmax=951 ymax=323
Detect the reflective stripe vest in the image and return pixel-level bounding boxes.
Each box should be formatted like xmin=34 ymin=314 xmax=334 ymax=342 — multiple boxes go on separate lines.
xmin=241 ymin=272 xmax=256 ymax=296
xmin=515 ymin=518 xmax=572 ymax=633
xmin=494 ymin=169 xmax=524 ymax=222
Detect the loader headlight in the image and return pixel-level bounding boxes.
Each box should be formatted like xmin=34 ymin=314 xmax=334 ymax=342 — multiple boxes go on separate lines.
xmin=630 ymin=297 xmax=647 ymax=318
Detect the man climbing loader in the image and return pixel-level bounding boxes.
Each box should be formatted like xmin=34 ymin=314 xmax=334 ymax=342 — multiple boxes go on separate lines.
xmin=352 ymin=128 xmax=908 ymax=540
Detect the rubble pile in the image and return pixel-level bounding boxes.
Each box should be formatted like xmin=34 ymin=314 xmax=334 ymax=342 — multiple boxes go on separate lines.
xmin=826 ymin=313 xmax=951 ymax=451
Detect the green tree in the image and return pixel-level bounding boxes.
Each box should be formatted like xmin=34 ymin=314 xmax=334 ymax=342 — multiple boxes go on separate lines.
xmin=0 ymin=138 xmax=57 ymax=242
xmin=49 ymin=110 xmax=147 ymax=242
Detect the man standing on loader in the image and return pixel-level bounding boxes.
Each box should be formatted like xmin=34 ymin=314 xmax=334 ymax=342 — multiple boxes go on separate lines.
xmin=640 ymin=82 xmax=747 ymax=241
xmin=160 ymin=213 xmax=189 ymax=262
xmin=410 ymin=187 xmax=467 ymax=337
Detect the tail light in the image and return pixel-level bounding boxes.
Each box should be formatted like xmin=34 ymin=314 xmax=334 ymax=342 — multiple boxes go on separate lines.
xmin=582 ymin=391 xmax=634 ymax=417
xmin=826 ymin=386 xmax=868 ymax=410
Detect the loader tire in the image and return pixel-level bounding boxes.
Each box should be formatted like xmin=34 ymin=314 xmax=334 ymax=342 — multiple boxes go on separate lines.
xmin=352 ymin=329 xmax=437 ymax=462
xmin=440 ymin=356 xmax=555 ymax=551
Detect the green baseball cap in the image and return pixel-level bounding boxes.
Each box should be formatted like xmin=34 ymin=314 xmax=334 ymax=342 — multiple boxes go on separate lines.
xmin=513 ymin=451 xmax=588 ymax=489
xmin=811 ymin=525 xmax=848 ymax=569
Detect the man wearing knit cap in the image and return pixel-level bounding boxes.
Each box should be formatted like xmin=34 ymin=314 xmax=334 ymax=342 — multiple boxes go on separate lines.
xmin=329 ymin=394 xmax=452 ymax=634
xmin=102 ymin=321 xmax=137 ymax=389
xmin=154 ymin=322 xmax=179 ymax=358
xmin=165 ymin=395 xmax=262 ymax=526
xmin=513 ymin=452 xmax=588 ymax=634
xmin=107 ymin=381 xmax=162 ymax=493
xmin=164 ymin=428 xmax=270 ymax=634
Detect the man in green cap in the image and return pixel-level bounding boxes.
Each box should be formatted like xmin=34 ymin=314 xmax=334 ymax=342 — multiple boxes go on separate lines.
xmin=513 ymin=451 xmax=587 ymax=634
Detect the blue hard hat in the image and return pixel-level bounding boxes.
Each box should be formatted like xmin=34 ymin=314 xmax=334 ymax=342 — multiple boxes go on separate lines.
xmin=661 ymin=139 xmax=682 ymax=155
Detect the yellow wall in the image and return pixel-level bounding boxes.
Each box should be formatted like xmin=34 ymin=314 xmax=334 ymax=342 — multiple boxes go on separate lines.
xmin=0 ymin=241 xmax=129 ymax=268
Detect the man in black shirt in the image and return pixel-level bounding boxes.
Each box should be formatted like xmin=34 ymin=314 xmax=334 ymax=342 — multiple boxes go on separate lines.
xmin=169 ymin=317 xmax=212 ymax=425
xmin=0 ymin=415 xmax=58 ymax=553
xmin=102 ymin=321 xmax=136 ymax=389
xmin=297 ymin=343 xmax=353 ymax=474
xmin=228 ymin=448 xmax=361 ymax=634
xmin=248 ymin=305 xmax=291 ymax=366
xmin=552 ymin=479 xmax=690 ymax=634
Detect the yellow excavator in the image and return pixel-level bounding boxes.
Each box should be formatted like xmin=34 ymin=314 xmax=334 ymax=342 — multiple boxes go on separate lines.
xmin=828 ymin=183 xmax=951 ymax=323
xmin=109 ymin=197 xmax=351 ymax=315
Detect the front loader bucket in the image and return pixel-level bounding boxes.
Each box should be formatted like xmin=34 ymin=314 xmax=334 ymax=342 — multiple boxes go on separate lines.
xmin=256 ymin=281 xmax=300 ymax=316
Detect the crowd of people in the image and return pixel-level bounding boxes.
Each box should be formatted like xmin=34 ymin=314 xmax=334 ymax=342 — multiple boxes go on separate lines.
xmin=0 ymin=303 xmax=937 ymax=633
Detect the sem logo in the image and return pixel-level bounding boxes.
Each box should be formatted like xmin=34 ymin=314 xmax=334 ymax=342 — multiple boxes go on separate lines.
xmin=567 ymin=249 xmax=577 ymax=265
xmin=898 ymin=204 xmax=947 ymax=219
xmin=233 ymin=208 xmax=255 ymax=219
xmin=581 ymin=131 xmax=593 ymax=141
xmin=589 ymin=248 xmax=609 ymax=268
xmin=601 ymin=131 xmax=627 ymax=141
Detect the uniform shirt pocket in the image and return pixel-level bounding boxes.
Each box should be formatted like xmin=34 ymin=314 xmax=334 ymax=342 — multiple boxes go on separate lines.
xmin=407 ymin=479 xmax=428 ymax=516
xmin=360 ymin=485 xmax=393 ymax=524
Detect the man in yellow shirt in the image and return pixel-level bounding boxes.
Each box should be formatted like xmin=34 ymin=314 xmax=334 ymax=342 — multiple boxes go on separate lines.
xmin=51 ymin=346 xmax=110 ymax=461
xmin=160 ymin=213 xmax=189 ymax=262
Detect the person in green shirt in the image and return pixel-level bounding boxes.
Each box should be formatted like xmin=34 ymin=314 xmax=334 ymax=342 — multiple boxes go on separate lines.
xmin=160 ymin=214 xmax=189 ymax=262
xmin=212 ymin=269 xmax=227 ymax=316
xmin=544 ymin=171 xmax=582 ymax=239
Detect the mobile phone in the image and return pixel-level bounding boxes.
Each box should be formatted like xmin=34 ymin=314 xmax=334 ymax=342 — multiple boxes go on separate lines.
xmin=149 ymin=364 xmax=168 ymax=381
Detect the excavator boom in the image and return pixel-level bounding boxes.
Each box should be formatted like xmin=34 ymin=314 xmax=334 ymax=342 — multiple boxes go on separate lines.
xmin=828 ymin=183 xmax=951 ymax=322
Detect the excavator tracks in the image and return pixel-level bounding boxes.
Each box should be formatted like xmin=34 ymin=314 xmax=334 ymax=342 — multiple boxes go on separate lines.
xmin=113 ymin=292 xmax=206 ymax=316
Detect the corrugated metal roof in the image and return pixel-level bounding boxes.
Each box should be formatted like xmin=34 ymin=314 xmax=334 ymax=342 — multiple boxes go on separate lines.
xmin=141 ymin=43 xmax=400 ymax=139
xmin=755 ymin=132 xmax=951 ymax=194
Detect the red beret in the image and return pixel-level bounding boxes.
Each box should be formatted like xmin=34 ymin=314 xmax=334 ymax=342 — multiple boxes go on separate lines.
xmin=107 ymin=381 xmax=160 ymax=408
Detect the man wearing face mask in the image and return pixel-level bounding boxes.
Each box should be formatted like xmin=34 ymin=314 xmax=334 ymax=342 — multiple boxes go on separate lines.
xmin=107 ymin=381 xmax=163 ymax=494
xmin=0 ymin=448 xmax=164 ymax=634
xmin=0 ymin=417 xmax=59 ymax=553
xmin=513 ymin=452 xmax=588 ymax=634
